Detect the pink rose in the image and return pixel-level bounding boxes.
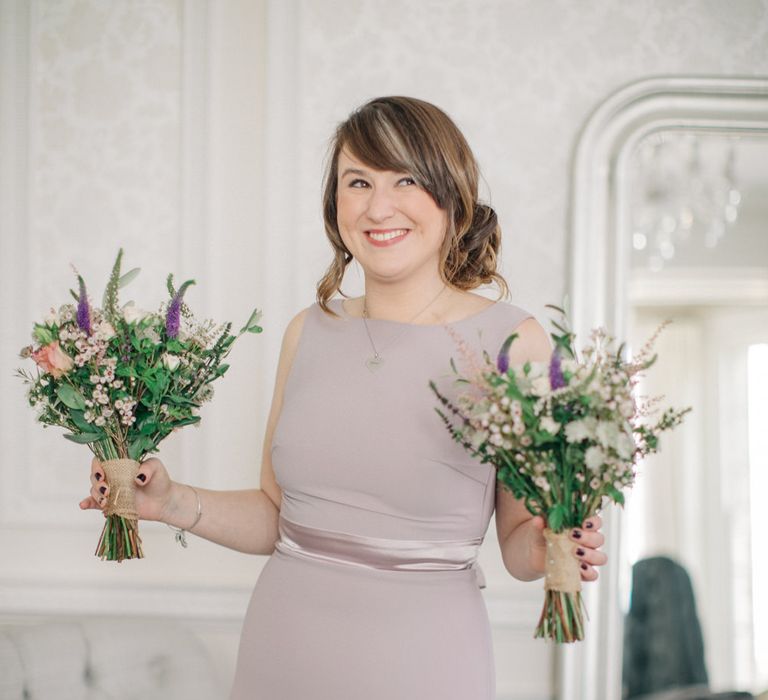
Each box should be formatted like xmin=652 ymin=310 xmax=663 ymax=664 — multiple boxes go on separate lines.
xmin=31 ymin=340 xmax=74 ymax=378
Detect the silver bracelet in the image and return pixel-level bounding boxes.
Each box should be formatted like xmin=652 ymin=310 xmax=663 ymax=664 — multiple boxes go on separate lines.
xmin=167 ymin=485 xmax=202 ymax=548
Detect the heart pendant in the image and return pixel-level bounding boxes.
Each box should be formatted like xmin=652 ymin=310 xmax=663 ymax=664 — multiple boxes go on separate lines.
xmin=365 ymin=355 xmax=384 ymax=372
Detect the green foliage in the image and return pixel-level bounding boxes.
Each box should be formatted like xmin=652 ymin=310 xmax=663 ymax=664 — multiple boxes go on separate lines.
xmin=56 ymin=384 xmax=86 ymax=410
xmin=102 ymin=248 xmax=123 ymax=324
xmin=33 ymin=324 xmax=55 ymax=345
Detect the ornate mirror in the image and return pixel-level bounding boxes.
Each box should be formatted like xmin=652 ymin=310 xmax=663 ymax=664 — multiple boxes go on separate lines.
xmin=560 ymin=76 xmax=768 ymax=700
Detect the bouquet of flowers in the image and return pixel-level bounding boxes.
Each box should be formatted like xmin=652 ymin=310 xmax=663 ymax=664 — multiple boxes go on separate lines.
xmin=430 ymin=305 xmax=690 ymax=643
xmin=16 ymin=249 xmax=263 ymax=562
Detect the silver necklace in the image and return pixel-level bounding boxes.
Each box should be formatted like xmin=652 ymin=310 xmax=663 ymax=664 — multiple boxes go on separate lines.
xmin=361 ymin=286 xmax=447 ymax=372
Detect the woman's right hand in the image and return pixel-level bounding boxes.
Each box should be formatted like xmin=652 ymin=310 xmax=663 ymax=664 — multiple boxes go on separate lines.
xmin=79 ymin=456 xmax=174 ymax=523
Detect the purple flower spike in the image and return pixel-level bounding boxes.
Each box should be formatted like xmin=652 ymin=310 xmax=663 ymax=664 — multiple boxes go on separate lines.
xmin=549 ymin=347 xmax=566 ymax=390
xmin=166 ymin=296 xmax=181 ymax=339
xmin=165 ymin=279 xmax=195 ymax=339
xmin=496 ymin=333 xmax=518 ymax=374
xmin=76 ymin=275 xmax=91 ymax=336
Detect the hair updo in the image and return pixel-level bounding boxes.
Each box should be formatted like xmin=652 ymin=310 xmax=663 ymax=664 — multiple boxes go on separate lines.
xmin=317 ymin=96 xmax=509 ymax=315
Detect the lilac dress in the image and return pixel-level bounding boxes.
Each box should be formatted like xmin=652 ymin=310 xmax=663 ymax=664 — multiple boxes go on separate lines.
xmin=230 ymin=298 xmax=533 ymax=699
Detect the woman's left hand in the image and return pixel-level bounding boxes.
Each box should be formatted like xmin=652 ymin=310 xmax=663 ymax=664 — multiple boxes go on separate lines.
xmin=569 ymin=514 xmax=607 ymax=581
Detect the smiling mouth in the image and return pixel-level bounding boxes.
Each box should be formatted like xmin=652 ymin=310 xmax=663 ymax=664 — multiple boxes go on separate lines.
xmin=366 ymin=228 xmax=410 ymax=243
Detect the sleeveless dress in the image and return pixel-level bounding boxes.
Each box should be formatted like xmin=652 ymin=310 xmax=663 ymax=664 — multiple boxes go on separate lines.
xmin=230 ymin=297 xmax=533 ymax=700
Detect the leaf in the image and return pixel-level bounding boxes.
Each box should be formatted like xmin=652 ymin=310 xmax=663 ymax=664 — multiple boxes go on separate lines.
xmin=118 ymin=267 xmax=140 ymax=288
xmin=547 ymin=503 xmax=569 ymax=532
xmin=172 ymin=416 xmax=201 ymax=428
xmin=32 ymin=324 xmax=55 ymax=346
xmin=604 ymin=484 xmax=625 ymax=506
xmin=165 ymin=394 xmax=200 ymax=407
xmin=128 ymin=435 xmax=156 ymax=461
xmin=246 ymin=325 xmax=263 ymax=334
xmin=239 ymin=308 xmax=262 ymax=334
xmin=70 ymin=410 xmax=94 ymax=432
xmin=64 ymin=432 xmax=104 ymax=444
xmin=545 ymin=303 xmax=566 ymax=316
xmin=57 ymin=384 xmax=86 ymax=410
xmin=139 ymin=420 xmax=158 ymax=436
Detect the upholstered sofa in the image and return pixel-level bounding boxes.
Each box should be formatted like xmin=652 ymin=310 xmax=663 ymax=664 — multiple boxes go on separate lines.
xmin=0 ymin=617 xmax=222 ymax=700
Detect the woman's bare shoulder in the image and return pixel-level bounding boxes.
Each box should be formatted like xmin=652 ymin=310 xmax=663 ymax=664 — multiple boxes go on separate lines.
xmin=505 ymin=316 xmax=551 ymax=363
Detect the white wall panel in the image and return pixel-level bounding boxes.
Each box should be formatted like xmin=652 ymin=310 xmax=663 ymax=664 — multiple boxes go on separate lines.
xmin=3 ymin=1 xmax=768 ymax=698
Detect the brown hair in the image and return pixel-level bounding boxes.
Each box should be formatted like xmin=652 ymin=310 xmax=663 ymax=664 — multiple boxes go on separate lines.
xmin=317 ymin=96 xmax=509 ymax=315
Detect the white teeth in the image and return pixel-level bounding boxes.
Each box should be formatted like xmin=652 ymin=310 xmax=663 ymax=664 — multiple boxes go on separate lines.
xmin=368 ymin=229 xmax=408 ymax=241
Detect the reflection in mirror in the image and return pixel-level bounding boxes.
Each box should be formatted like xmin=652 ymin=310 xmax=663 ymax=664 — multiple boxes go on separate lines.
xmin=622 ymin=131 xmax=768 ymax=698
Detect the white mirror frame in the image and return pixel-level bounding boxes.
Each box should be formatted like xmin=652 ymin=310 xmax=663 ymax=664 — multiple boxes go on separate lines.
xmin=559 ymin=75 xmax=768 ymax=700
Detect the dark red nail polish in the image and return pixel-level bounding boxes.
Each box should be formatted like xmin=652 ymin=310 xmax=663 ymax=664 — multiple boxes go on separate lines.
xmin=581 ymin=563 xmax=588 ymax=571
xmin=576 ymin=548 xmax=585 ymax=557
xmin=95 ymin=473 xmax=102 ymax=481
xmin=585 ymin=521 xmax=594 ymax=529
xmin=136 ymin=473 xmax=146 ymax=483
xmin=99 ymin=486 xmax=106 ymax=494
xmin=572 ymin=529 xmax=582 ymax=539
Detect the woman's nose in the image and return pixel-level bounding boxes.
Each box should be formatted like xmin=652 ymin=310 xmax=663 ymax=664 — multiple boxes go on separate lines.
xmin=365 ymin=186 xmax=396 ymax=222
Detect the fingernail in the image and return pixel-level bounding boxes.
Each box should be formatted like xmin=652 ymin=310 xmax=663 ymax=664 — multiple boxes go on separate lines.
xmin=95 ymin=473 xmax=102 ymax=481
xmin=581 ymin=563 xmax=588 ymax=571
xmin=99 ymin=486 xmax=106 ymax=494
xmin=136 ymin=473 xmax=146 ymax=483
xmin=572 ymin=529 xmax=582 ymax=539
xmin=585 ymin=521 xmax=594 ymax=529
xmin=576 ymin=548 xmax=585 ymax=557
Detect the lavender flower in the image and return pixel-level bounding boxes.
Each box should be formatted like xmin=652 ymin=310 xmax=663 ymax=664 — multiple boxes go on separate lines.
xmin=165 ymin=280 xmax=195 ymax=339
xmin=549 ymin=348 xmax=566 ymax=390
xmin=76 ymin=275 xmax=91 ymax=336
xmin=496 ymin=333 xmax=518 ymax=374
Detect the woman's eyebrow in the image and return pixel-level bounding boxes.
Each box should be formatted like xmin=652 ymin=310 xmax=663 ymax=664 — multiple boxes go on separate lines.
xmin=339 ymin=167 xmax=367 ymax=178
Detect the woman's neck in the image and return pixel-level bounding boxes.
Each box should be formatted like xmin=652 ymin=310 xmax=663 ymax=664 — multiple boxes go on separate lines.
xmin=360 ymin=279 xmax=454 ymax=324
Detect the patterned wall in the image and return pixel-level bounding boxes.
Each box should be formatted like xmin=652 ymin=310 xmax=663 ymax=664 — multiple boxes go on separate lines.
xmin=2 ymin=0 xmax=768 ymax=697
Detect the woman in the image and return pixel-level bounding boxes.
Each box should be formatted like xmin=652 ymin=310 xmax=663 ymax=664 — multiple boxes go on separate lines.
xmin=81 ymin=96 xmax=607 ymax=699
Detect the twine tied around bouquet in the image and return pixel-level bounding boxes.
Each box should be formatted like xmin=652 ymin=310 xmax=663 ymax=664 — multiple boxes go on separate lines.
xmin=101 ymin=458 xmax=140 ymax=520
xmin=543 ymin=528 xmax=582 ymax=594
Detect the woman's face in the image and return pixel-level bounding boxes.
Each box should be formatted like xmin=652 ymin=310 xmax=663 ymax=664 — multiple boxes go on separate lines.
xmin=335 ymin=148 xmax=448 ymax=285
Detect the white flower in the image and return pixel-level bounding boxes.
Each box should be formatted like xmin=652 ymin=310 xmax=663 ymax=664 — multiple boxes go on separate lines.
xmin=616 ymin=432 xmax=635 ymax=460
xmin=565 ymin=420 xmax=591 ymax=443
xmin=526 ymin=361 xmax=547 ymax=378
xmin=137 ymin=326 xmax=161 ymax=343
xmin=619 ymin=400 xmax=635 ymax=418
xmin=44 ymin=307 xmax=60 ymax=326
xmin=161 ymin=353 xmax=180 ymax=371
xmin=596 ymin=420 xmax=619 ymax=449
xmin=585 ymin=445 xmax=606 ymax=472
xmin=531 ymin=376 xmax=551 ymax=396
xmin=539 ymin=415 xmax=561 ymax=435
xmin=122 ymin=301 xmax=152 ymax=324
xmin=97 ymin=321 xmax=116 ymax=340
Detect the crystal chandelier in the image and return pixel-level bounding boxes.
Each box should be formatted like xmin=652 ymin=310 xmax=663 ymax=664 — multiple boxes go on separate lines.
xmin=630 ymin=132 xmax=743 ymax=271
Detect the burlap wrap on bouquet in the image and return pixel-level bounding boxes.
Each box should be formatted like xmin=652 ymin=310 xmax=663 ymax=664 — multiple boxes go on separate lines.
xmin=543 ymin=528 xmax=582 ymax=594
xmin=101 ymin=458 xmax=140 ymax=520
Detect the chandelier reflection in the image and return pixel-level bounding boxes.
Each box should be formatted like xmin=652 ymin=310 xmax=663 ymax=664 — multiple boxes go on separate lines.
xmin=630 ymin=132 xmax=743 ymax=271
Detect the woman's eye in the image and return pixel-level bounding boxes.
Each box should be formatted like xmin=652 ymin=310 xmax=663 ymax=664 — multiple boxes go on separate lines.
xmin=398 ymin=176 xmax=417 ymax=186
xmin=348 ymin=178 xmax=370 ymax=188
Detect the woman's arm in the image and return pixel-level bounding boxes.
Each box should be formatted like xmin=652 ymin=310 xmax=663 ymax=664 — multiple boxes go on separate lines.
xmin=80 ymin=308 xmax=309 ymax=556
xmin=494 ymin=318 xmax=606 ymax=581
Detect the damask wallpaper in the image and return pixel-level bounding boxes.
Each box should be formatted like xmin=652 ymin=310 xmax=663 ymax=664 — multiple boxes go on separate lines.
xmin=2 ymin=1 xmax=768 ymax=697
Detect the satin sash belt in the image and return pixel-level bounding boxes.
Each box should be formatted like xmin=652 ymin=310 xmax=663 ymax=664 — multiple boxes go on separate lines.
xmin=275 ymin=514 xmax=486 ymax=589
